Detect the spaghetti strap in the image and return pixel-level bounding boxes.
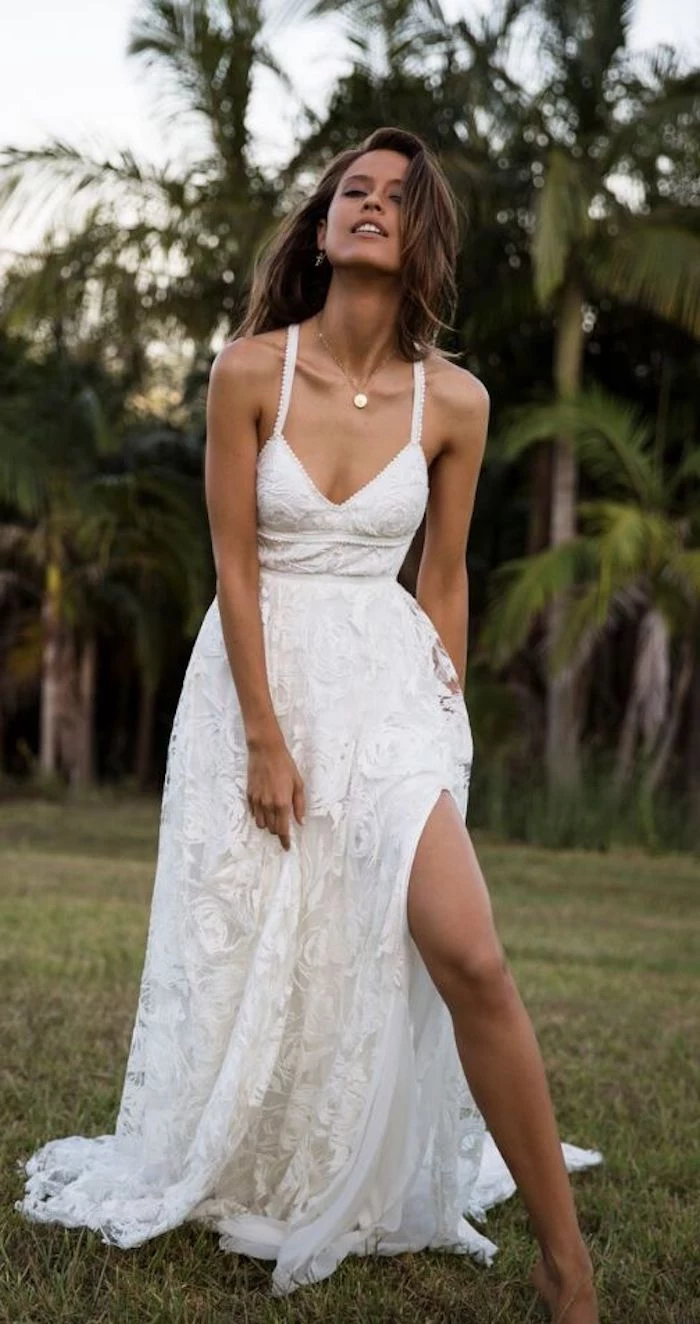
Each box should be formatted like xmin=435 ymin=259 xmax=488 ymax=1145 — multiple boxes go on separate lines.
xmin=273 ymin=323 xmax=299 ymax=437
xmin=409 ymin=358 xmax=426 ymax=447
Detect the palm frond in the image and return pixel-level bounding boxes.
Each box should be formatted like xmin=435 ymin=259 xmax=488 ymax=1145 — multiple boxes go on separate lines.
xmin=603 ymin=68 xmax=700 ymax=176
xmin=590 ymin=223 xmax=700 ymax=338
xmin=665 ymin=549 xmax=700 ymax=600
xmin=76 ymin=389 xmax=119 ymax=459
xmin=670 ymin=446 xmax=700 ymax=492
xmin=0 ymin=426 xmax=47 ymax=519
xmin=128 ymin=0 xmax=292 ymax=155
xmin=578 ymin=503 xmax=676 ymax=613
xmin=279 ymin=0 xmax=441 ymax=26
xmin=481 ymin=537 xmax=598 ymax=667
xmin=127 ymin=0 xmax=222 ymax=125
xmin=495 ymin=386 xmax=660 ymax=504
xmin=537 ymin=0 xmax=634 ymax=75
xmin=462 ymin=266 xmax=538 ymax=341
xmin=549 ymin=579 xmax=615 ymax=672
xmin=0 ymin=141 xmax=177 ymax=232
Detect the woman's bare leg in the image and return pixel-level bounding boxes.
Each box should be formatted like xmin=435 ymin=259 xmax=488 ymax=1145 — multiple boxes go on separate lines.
xmin=407 ymin=791 xmax=598 ymax=1324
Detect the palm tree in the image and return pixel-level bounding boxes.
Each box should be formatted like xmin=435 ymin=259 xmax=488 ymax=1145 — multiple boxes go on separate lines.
xmin=0 ymin=400 xmax=209 ymax=785
xmin=126 ymin=0 xmax=293 ymax=343
xmin=283 ymin=0 xmax=524 ymax=215
xmin=518 ymin=0 xmax=700 ymax=783
xmin=94 ymin=449 xmax=210 ymax=786
xmin=0 ymin=1 xmax=293 ymax=351
xmin=482 ymin=386 xmax=700 ymax=797
xmin=0 ymin=240 xmax=209 ymax=785
xmin=287 ymin=0 xmax=700 ymax=787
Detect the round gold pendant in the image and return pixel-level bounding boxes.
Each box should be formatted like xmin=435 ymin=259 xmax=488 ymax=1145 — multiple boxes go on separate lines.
xmin=353 ymin=392 xmax=368 ymax=409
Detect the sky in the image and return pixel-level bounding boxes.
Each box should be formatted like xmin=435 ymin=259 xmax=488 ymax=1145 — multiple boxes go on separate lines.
xmin=1 ymin=0 xmax=699 ymax=255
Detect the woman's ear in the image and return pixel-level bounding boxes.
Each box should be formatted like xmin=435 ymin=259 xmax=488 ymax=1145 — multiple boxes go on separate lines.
xmin=316 ymin=217 xmax=327 ymax=250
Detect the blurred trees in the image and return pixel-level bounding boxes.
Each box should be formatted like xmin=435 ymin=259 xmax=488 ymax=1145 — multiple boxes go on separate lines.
xmin=0 ymin=231 xmax=208 ymax=785
xmin=288 ymin=0 xmax=700 ymax=791
xmin=483 ymin=385 xmax=700 ymax=792
xmin=0 ymin=0 xmax=698 ymax=844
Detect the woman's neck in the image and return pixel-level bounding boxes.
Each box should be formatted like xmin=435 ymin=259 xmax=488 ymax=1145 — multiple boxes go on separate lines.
xmin=315 ymin=277 xmax=402 ymax=377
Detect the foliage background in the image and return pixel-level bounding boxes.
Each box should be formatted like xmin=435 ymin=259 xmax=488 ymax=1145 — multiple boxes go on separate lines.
xmin=1 ymin=0 xmax=699 ymax=851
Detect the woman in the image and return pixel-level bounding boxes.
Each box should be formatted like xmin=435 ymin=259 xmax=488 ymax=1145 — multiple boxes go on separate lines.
xmin=18 ymin=127 xmax=602 ymax=1321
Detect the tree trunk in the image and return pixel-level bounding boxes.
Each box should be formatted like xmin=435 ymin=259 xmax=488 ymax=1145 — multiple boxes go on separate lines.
xmin=75 ymin=635 xmax=97 ymax=787
xmin=526 ymin=443 xmax=553 ymax=555
xmin=686 ymin=660 xmax=700 ymax=847
xmin=546 ymin=279 xmax=585 ymax=788
xmin=135 ymin=676 xmax=156 ymax=790
xmin=615 ymin=687 xmax=640 ymax=791
xmin=614 ymin=608 xmax=670 ymax=791
xmin=645 ymin=640 xmax=693 ymax=796
xmin=57 ymin=632 xmax=80 ymax=786
xmin=39 ymin=561 xmax=62 ymax=777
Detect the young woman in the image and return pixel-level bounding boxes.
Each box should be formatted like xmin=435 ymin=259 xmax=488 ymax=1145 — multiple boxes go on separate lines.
xmin=18 ymin=127 xmax=602 ymax=1321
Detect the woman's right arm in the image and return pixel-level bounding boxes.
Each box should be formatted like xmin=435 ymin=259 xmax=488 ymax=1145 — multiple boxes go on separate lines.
xmin=204 ymin=338 xmax=305 ymax=849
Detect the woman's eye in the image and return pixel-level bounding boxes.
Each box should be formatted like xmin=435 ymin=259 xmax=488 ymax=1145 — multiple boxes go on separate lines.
xmin=345 ymin=188 xmax=402 ymax=203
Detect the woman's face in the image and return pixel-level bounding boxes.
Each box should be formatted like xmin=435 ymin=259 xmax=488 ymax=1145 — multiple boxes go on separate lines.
xmin=317 ymin=149 xmax=408 ymax=277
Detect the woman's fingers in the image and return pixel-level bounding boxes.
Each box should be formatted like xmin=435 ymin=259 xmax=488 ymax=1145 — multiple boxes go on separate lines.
xmin=249 ymin=785 xmax=304 ymax=848
xmin=277 ymin=814 xmax=291 ymax=850
xmin=292 ymin=779 xmax=306 ymax=825
xmin=256 ymin=802 xmax=291 ymax=850
xmin=247 ymin=748 xmax=305 ymax=850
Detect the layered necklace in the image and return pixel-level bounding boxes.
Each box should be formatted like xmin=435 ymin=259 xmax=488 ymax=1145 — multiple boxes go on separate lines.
xmin=316 ymin=315 xmax=398 ymax=409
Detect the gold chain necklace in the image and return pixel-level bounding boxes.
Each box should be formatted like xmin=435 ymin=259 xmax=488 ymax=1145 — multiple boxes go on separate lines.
xmin=316 ymin=316 xmax=397 ymax=409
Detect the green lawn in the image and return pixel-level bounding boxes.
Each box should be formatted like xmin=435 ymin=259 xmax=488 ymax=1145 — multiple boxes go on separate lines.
xmin=1 ymin=797 xmax=698 ymax=1324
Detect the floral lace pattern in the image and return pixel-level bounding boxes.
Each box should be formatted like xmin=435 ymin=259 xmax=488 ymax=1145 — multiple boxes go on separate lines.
xmin=17 ymin=324 xmax=602 ymax=1295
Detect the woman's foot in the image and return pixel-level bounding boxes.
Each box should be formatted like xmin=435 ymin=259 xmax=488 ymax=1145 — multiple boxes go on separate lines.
xmin=530 ymin=1248 xmax=599 ymax=1323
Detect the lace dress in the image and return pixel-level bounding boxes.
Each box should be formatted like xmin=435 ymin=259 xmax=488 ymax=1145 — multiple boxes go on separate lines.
xmin=17 ymin=323 xmax=602 ymax=1296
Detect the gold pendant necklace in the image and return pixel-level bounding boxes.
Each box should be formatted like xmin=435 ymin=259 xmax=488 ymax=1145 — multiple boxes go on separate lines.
xmin=316 ymin=317 xmax=397 ymax=408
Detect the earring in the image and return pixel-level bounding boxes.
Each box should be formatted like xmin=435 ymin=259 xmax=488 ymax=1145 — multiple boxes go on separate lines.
xmin=315 ymin=250 xmax=326 ymax=267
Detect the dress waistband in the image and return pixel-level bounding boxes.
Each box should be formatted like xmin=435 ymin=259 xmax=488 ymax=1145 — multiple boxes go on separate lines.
xmin=259 ymin=566 xmax=397 ymax=584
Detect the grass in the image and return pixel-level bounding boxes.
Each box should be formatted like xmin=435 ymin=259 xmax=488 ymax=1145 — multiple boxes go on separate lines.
xmin=1 ymin=795 xmax=698 ymax=1324
xmin=467 ymin=757 xmax=700 ymax=854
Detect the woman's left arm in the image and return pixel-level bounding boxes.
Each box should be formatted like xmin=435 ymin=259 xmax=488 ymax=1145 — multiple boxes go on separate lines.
xmin=416 ymin=365 xmax=490 ymax=691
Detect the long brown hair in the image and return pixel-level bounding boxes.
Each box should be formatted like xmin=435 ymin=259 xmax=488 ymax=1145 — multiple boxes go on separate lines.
xmin=233 ymin=127 xmax=461 ymax=362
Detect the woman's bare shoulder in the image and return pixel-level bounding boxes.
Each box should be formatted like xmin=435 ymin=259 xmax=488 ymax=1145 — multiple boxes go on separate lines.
xmin=424 ymin=349 xmax=490 ymax=418
xmin=423 ymin=351 xmax=490 ymax=469
xmin=210 ymin=326 xmax=288 ymax=388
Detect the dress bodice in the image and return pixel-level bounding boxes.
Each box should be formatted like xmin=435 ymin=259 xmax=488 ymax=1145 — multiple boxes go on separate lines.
xmin=256 ymin=323 xmax=428 ymax=579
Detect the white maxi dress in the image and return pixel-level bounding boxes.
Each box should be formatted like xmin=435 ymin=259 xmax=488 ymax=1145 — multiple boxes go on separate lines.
xmin=17 ymin=323 xmax=602 ymax=1296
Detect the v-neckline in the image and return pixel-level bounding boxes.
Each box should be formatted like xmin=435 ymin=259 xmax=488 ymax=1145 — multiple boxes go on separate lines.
xmin=261 ymin=321 xmax=427 ymax=510
xmin=268 ymin=429 xmax=427 ymax=511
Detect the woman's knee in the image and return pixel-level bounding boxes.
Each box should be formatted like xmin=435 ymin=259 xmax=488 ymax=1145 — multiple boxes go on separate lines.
xmin=431 ymin=938 xmax=513 ymax=1013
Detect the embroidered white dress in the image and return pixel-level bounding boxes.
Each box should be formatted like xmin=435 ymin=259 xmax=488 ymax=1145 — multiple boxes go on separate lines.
xmin=17 ymin=323 xmax=602 ymax=1296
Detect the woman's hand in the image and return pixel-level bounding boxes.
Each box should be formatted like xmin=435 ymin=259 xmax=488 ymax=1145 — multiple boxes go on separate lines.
xmin=246 ymin=732 xmax=306 ymax=851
